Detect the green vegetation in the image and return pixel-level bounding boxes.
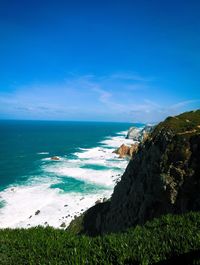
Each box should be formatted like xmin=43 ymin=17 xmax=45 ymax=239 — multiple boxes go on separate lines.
xmin=1 ymin=212 xmax=200 ymax=264
xmin=1 ymin=110 xmax=200 ymax=264
xmin=152 ymin=109 xmax=200 ymax=136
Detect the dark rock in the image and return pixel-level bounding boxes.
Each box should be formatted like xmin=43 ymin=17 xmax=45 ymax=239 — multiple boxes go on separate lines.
xmin=74 ymin=110 xmax=200 ymax=235
xmin=35 ymin=210 xmax=40 ymax=215
xmin=60 ymin=222 xmax=66 ymax=228
xmin=95 ymin=200 xmax=101 ymax=205
xmin=51 ymin=156 xmax=60 ymax=161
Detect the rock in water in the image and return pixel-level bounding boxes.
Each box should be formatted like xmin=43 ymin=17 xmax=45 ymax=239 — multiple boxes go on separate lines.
xmin=51 ymin=156 xmax=60 ymax=161
xmin=113 ymin=143 xmax=138 ymax=158
xmin=71 ymin=110 xmax=200 ymax=235
xmin=113 ymin=144 xmax=130 ymax=158
xmin=35 ymin=210 xmax=40 ymax=215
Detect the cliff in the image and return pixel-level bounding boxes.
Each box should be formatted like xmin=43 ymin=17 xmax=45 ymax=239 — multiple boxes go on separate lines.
xmin=69 ymin=110 xmax=200 ymax=235
xmin=126 ymin=126 xmax=141 ymax=140
xmin=126 ymin=124 xmax=154 ymax=141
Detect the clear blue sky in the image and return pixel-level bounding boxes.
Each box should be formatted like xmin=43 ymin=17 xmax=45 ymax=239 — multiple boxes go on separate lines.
xmin=0 ymin=0 xmax=200 ymax=122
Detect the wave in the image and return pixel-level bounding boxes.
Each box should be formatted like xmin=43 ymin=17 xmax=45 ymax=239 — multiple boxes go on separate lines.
xmin=0 ymin=129 xmax=132 ymax=229
xmin=0 ymin=183 xmax=109 ymax=229
xmin=100 ymin=136 xmax=136 ymax=148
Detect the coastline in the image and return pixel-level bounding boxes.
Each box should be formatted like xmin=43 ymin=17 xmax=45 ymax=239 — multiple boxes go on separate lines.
xmin=0 ymin=129 xmax=138 ymax=229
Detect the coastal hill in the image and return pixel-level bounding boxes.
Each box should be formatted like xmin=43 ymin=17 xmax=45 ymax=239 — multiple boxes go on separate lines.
xmin=69 ymin=110 xmax=200 ymax=235
xmin=1 ymin=110 xmax=200 ymax=264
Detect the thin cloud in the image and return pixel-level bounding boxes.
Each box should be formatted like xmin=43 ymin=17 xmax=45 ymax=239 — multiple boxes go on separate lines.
xmin=0 ymin=72 xmax=199 ymax=122
xmin=92 ymin=87 xmax=112 ymax=104
xmin=170 ymin=100 xmax=200 ymax=110
xmin=109 ymin=72 xmax=153 ymax=82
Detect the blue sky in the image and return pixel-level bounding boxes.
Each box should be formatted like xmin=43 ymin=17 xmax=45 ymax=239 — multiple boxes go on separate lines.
xmin=0 ymin=0 xmax=200 ymax=122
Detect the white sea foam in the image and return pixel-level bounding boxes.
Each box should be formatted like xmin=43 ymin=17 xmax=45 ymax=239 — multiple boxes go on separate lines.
xmin=0 ymin=127 xmax=134 ymax=229
xmin=116 ymin=130 xmax=128 ymax=136
xmin=0 ymin=183 xmax=111 ymax=229
xmin=101 ymin=136 xmax=137 ymax=148
xmin=42 ymin=145 xmax=125 ymax=187
xmin=37 ymin=152 xmax=49 ymax=155
xmin=75 ymin=147 xmax=115 ymax=160
xmin=44 ymin=165 xmax=116 ymax=187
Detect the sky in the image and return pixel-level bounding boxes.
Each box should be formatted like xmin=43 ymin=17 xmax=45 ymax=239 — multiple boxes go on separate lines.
xmin=0 ymin=0 xmax=200 ymax=123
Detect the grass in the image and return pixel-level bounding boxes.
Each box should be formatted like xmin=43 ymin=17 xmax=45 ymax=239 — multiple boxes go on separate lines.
xmin=1 ymin=212 xmax=200 ymax=264
xmin=152 ymin=109 xmax=200 ymax=136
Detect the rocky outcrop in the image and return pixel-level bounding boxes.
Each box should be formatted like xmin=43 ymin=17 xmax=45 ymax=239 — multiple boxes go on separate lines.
xmin=138 ymin=124 xmax=155 ymax=142
xmin=70 ymin=110 xmax=200 ymax=235
xmin=126 ymin=127 xmax=141 ymax=140
xmin=113 ymin=143 xmax=138 ymax=158
xmin=126 ymin=125 xmax=154 ymax=142
xmin=51 ymin=156 xmax=60 ymax=161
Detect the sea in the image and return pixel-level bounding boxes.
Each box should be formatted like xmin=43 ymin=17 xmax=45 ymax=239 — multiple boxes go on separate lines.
xmin=0 ymin=120 xmax=143 ymax=229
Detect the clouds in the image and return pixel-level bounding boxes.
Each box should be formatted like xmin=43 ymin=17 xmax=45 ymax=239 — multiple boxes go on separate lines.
xmin=128 ymin=99 xmax=200 ymax=123
xmin=0 ymin=72 xmax=199 ymax=122
xmin=92 ymin=87 xmax=112 ymax=104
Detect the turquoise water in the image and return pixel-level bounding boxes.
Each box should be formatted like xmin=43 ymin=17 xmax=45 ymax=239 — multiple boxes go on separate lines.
xmin=0 ymin=120 xmax=138 ymax=192
xmin=0 ymin=200 xmax=6 ymax=209
xmin=50 ymin=176 xmax=108 ymax=194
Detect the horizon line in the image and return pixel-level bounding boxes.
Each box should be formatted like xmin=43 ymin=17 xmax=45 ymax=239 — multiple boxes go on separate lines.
xmin=0 ymin=118 xmax=149 ymax=125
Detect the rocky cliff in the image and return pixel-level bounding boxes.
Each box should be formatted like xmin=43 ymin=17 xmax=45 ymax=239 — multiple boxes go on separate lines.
xmin=126 ymin=126 xmax=141 ymax=140
xmin=69 ymin=110 xmax=200 ymax=235
xmin=113 ymin=143 xmax=138 ymax=158
xmin=126 ymin=124 xmax=154 ymax=141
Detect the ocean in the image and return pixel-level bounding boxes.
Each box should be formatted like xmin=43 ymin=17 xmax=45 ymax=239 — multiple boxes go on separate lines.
xmin=0 ymin=120 xmax=142 ymax=228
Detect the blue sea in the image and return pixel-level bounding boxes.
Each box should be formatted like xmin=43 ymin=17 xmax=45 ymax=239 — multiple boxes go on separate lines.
xmin=0 ymin=120 xmax=141 ymax=228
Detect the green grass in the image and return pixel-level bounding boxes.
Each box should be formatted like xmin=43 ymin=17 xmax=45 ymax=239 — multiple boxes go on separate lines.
xmin=1 ymin=212 xmax=200 ymax=264
xmin=152 ymin=109 xmax=200 ymax=136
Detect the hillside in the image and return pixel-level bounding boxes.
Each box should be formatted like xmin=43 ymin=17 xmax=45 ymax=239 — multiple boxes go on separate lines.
xmin=69 ymin=110 xmax=200 ymax=235
xmin=1 ymin=212 xmax=200 ymax=264
xmin=1 ymin=110 xmax=200 ymax=264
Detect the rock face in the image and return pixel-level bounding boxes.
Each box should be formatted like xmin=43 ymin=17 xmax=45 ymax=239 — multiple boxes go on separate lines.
xmin=126 ymin=127 xmax=141 ymax=140
xmin=113 ymin=143 xmax=138 ymax=158
xmin=74 ymin=110 xmax=200 ymax=235
xmin=126 ymin=125 xmax=154 ymax=142
xmin=138 ymin=124 xmax=155 ymax=142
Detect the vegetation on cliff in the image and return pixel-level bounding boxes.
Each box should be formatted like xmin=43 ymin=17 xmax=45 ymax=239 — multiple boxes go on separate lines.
xmin=1 ymin=110 xmax=200 ymax=264
xmin=1 ymin=212 xmax=200 ymax=264
xmin=72 ymin=110 xmax=200 ymax=235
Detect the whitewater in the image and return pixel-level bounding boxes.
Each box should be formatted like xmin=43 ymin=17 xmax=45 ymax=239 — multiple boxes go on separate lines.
xmin=0 ymin=122 xmax=140 ymax=229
